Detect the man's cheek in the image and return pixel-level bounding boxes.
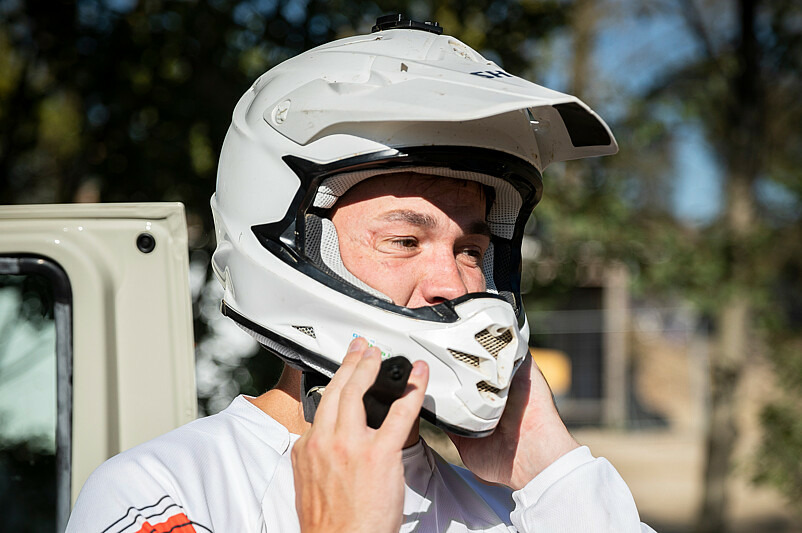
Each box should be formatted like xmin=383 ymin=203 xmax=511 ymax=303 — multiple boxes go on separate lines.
xmin=467 ymin=269 xmax=488 ymax=293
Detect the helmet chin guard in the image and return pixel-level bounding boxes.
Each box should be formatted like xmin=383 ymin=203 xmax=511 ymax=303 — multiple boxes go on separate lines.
xmin=211 ymin=17 xmax=617 ymax=436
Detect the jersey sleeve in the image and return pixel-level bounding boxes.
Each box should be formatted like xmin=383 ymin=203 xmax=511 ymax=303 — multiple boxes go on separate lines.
xmin=509 ymin=446 xmax=657 ymax=533
xmin=65 ymin=454 xmax=212 ymax=533
xmin=65 ymin=398 xmax=292 ymax=533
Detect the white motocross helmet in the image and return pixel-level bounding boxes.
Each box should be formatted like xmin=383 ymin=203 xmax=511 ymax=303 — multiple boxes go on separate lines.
xmin=211 ymin=15 xmax=617 ymax=436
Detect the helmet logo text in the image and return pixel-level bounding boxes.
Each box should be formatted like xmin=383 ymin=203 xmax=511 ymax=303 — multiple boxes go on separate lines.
xmin=352 ymin=332 xmax=392 ymax=359
xmin=470 ymin=70 xmax=513 ymax=79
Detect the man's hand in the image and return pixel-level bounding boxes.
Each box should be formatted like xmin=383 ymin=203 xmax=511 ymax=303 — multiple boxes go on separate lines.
xmin=449 ymin=355 xmax=579 ymax=490
xmin=291 ymin=338 xmax=429 ymax=533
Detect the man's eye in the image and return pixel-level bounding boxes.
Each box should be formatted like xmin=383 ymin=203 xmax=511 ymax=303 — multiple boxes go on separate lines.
xmin=392 ymin=238 xmax=418 ymax=248
xmin=459 ymin=248 xmax=484 ymax=261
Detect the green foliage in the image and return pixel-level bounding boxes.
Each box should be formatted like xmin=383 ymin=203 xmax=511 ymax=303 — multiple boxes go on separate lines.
xmin=754 ymin=251 xmax=802 ymax=514
xmin=754 ymin=399 xmax=802 ymax=510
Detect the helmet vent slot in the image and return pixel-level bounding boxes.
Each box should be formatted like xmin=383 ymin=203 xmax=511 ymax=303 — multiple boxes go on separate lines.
xmin=477 ymin=381 xmax=501 ymax=396
xmin=448 ymin=349 xmax=481 ymax=368
xmin=474 ymin=328 xmax=513 ymax=359
xmin=293 ymin=325 xmax=316 ymax=338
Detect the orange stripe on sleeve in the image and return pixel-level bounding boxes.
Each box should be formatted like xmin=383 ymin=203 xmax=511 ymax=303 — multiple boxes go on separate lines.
xmin=134 ymin=513 xmax=197 ymax=533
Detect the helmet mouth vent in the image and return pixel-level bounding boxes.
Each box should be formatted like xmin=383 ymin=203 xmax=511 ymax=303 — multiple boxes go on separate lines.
xmin=448 ymin=348 xmax=481 ymax=368
xmin=475 ymin=328 xmax=513 ymax=358
xmin=477 ymin=381 xmax=502 ymax=397
xmin=293 ymin=325 xmax=317 ymax=338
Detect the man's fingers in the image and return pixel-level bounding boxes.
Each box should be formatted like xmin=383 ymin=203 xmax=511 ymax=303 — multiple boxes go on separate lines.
xmin=313 ymin=337 xmax=368 ymax=429
xmin=328 ymin=337 xmax=369 ymax=392
xmin=376 ymin=361 xmax=429 ymax=446
xmin=336 ymin=347 xmax=383 ymax=429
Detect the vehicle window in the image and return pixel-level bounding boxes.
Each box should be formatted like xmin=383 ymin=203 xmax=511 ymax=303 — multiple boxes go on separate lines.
xmin=0 ymin=257 xmax=72 ymax=532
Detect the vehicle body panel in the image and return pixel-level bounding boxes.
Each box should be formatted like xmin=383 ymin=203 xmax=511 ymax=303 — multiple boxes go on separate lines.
xmin=0 ymin=202 xmax=196 ymax=506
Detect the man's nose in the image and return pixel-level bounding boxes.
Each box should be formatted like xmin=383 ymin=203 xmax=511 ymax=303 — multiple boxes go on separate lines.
xmin=416 ymin=251 xmax=469 ymax=306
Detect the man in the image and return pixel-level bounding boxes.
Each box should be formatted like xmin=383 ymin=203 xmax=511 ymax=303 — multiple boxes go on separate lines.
xmin=67 ymin=16 xmax=654 ymax=532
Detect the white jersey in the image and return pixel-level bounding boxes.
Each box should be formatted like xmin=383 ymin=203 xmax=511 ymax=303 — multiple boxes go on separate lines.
xmin=66 ymin=396 xmax=655 ymax=532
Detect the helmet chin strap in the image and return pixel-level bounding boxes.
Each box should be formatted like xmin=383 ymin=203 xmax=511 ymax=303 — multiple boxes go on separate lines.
xmin=300 ymin=370 xmax=330 ymax=423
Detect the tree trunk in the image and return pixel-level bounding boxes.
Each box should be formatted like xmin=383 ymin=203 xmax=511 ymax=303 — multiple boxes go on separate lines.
xmin=696 ymin=171 xmax=754 ymax=531
xmin=570 ymin=0 xmax=596 ymax=101
xmin=697 ymin=296 xmax=750 ymax=532
xmin=696 ymin=1 xmax=761 ymax=530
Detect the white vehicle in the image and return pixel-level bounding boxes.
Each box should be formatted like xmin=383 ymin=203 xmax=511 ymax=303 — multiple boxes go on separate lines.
xmin=0 ymin=203 xmax=197 ymax=532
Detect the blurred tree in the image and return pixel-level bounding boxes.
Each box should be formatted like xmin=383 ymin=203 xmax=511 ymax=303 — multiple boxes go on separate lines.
xmin=523 ymin=0 xmax=802 ymax=529
xmin=642 ymin=1 xmax=802 ymax=530
xmin=556 ymin=0 xmax=801 ymax=529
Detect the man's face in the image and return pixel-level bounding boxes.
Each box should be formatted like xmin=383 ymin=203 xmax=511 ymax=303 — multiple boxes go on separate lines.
xmin=330 ymin=173 xmax=491 ymax=308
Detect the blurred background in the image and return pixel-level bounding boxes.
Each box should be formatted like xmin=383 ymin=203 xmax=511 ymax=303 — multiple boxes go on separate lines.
xmin=1 ymin=0 xmax=800 ymax=531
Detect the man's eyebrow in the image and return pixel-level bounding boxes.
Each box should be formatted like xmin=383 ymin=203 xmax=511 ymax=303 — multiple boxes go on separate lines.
xmin=381 ymin=209 xmax=492 ymax=237
xmin=381 ymin=210 xmax=438 ymax=228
